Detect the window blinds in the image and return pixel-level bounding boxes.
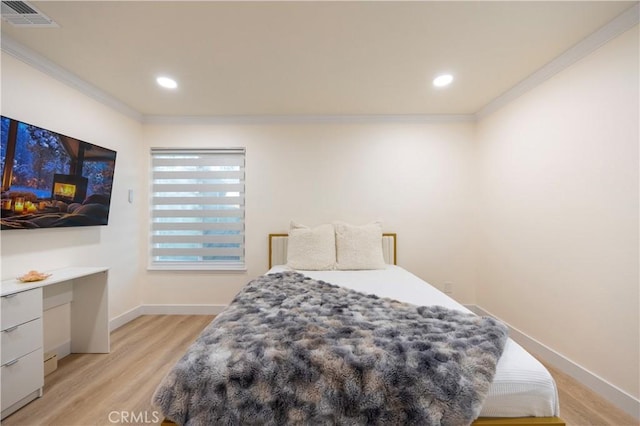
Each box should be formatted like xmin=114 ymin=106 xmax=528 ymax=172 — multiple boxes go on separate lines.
xmin=150 ymin=148 xmax=245 ymax=270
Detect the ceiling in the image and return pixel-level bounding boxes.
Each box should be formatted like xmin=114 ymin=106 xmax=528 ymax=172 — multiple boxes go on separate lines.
xmin=0 ymin=1 xmax=636 ymax=118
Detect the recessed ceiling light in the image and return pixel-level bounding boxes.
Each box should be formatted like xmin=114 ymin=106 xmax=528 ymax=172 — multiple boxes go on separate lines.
xmin=156 ymin=76 xmax=178 ymax=89
xmin=433 ymin=74 xmax=454 ymax=88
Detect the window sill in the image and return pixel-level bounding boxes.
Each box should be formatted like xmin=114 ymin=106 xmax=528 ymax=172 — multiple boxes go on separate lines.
xmin=147 ymin=263 xmax=247 ymax=272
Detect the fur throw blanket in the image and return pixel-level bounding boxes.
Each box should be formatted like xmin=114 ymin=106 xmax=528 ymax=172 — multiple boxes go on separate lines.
xmin=153 ymin=272 xmax=508 ymax=426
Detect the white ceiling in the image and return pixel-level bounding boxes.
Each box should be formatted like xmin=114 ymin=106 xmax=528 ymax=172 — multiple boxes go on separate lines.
xmin=0 ymin=1 xmax=636 ymax=118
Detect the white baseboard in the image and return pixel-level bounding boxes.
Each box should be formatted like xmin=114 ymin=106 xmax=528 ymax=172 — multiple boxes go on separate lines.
xmin=141 ymin=304 xmax=227 ymax=315
xmin=108 ymin=304 xmax=226 ymax=332
xmin=467 ymin=304 xmax=640 ymax=420
xmin=110 ymin=305 xmax=144 ymax=332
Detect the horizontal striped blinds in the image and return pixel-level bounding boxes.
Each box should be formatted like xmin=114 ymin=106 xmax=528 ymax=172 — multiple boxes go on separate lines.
xmin=150 ymin=148 xmax=245 ymax=270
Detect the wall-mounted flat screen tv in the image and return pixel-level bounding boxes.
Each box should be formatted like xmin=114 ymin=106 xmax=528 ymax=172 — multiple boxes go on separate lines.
xmin=0 ymin=116 xmax=117 ymax=230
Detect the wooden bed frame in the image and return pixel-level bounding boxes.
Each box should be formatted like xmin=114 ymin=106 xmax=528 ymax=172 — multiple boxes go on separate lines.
xmin=158 ymin=233 xmax=566 ymax=426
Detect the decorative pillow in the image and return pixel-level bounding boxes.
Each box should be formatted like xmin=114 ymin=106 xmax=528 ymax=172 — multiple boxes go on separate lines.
xmin=286 ymin=222 xmax=336 ymax=270
xmin=334 ymin=222 xmax=386 ymax=270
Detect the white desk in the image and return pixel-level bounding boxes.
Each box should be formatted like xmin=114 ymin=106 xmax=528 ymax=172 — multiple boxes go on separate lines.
xmin=1 ymin=266 xmax=109 ymax=418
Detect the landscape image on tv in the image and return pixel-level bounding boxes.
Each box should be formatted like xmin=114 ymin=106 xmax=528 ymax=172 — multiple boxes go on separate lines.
xmin=1 ymin=116 xmax=117 ymax=230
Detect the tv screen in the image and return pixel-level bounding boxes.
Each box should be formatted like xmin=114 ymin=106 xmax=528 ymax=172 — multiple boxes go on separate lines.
xmin=0 ymin=116 xmax=117 ymax=230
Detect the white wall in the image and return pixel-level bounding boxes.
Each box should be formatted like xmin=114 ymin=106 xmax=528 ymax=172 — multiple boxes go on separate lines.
xmin=476 ymin=26 xmax=639 ymax=400
xmin=0 ymin=53 xmax=144 ymax=328
xmin=2 ymin=21 xmax=637 ymax=415
xmin=141 ymin=121 xmax=477 ymax=305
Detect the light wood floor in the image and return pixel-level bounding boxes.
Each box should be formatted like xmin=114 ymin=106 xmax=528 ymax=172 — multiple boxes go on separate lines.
xmin=3 ymin=315 xmax=637 ymax=426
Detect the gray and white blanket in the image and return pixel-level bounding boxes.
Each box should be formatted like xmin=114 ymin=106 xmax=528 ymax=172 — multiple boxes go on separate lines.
xmin=153 ymin=272 xmax=508 ymax=426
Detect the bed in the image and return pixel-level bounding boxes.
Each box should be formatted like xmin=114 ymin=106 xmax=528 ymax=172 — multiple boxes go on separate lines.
xmin=154 ymin=230 xmax=565 ymax=425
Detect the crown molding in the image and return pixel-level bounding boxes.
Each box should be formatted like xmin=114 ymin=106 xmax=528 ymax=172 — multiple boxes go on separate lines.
xmin=2 ymin=3 xmax=638 ymax=124
xmin=1 ymin=35 xmax=143 ymax=122
xmin=142 ymin=114 xmax=476 ymax=125
xmin=476 ymin=2 xmax=639 ymax=120
xmin=0 ymin=36 xmax=474 ymax=125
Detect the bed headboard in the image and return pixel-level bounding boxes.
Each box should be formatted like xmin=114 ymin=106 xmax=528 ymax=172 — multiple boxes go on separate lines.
xmin=268 ymin=233 xmax=397 ymax=269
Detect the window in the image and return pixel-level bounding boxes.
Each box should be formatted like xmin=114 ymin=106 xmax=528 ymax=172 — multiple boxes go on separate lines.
xmin=149 ymin=148 xmax=245 ymax=270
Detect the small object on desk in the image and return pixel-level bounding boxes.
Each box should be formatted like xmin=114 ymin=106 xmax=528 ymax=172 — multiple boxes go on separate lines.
xmin=17 ymin=270 xmax=52 ymax=283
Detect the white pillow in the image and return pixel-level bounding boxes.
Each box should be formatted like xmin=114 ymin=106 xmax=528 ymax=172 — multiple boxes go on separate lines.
xmin=286 ymin=222 xmax=336 ymax=270
xmin=334 ymin=222 xmax=386 ymax=270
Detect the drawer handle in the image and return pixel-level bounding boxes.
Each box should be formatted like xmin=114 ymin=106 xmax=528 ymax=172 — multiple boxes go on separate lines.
xmin=4 ymin=358 xmax=19 ymax=367
xmin=2 ymin=325 xmax=19 ymax=333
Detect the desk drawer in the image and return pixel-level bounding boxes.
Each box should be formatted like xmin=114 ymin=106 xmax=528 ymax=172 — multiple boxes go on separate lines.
xmin=1 ymin=317 xmax=42 ymax=365
xmin=1 ymin=288 xmax=42 ymax=330
xmin=1 ymin=348 xmax=44 ymax=409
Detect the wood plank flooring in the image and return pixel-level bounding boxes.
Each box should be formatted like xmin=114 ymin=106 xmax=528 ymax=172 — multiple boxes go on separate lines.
xmin=3 ymin=315 xmax=213 ymax=426
xmin=2 ymin=315 xmax=637 ymax=426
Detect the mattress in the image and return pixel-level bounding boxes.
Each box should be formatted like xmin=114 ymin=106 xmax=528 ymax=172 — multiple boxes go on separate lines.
xmin=268 ymin=264 xmax=560 ymax=418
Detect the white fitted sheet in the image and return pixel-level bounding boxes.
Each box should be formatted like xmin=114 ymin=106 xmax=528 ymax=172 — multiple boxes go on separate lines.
xmin=268 ymin=265 xmax=560 ymax=418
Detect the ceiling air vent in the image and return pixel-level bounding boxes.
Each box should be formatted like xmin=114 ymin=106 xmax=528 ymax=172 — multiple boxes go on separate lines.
xmin=1 ymin=1 xmax=58 ymax=27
